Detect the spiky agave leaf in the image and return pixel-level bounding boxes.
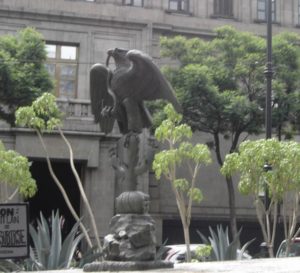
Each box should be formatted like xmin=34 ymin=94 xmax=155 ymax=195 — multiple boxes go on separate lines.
xmin=208 ymin=226 xmax=220 ymax=260
xmin=237 ymin=238 xmax=256 ymax=260
xmin=47 ymin=211 xmax=62 ymax=269
xmin=59 ymin=219 xmax=84 ymax=269
xmin=77 ymin=246 xmax=103 ymax=268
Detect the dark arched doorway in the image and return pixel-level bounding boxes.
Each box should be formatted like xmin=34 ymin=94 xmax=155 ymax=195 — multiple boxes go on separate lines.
xmin=28 ymin=160 xmax=82 ymax=235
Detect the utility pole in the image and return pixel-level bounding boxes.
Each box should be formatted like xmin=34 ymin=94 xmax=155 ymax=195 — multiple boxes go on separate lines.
xmin=265 ymin=0 xmax=273 ymax=140
xmin=263 ymin=1 xmax=273 ymax=256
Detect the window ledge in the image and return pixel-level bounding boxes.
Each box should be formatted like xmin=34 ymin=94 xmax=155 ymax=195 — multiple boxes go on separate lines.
xmin=165 ymin=9 xmax=193 ymax=16
xmin=122 ymin=5 xmax=144 ymax=7
xmin=65 ymin=0 xmax=96 ymax=2
xmin=254 ymin=19 xmax=281 ymax=25
xmin=210 ymin=14 xmax=236 ymax=20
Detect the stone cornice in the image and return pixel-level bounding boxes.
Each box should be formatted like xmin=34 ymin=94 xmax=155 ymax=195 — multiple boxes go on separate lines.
xmin=0 ymin=127 xmax=122 ymax=140
xmin=0 ymin=7 xmax=150 ymax=29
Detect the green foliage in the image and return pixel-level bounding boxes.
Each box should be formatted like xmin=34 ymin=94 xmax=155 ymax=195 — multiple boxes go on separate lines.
xmin=15 ymin=93 xmax=63 ymax=131
xmin=174 ymin=178 xmax=189 ymax=192
xmin=146 ymin=99 xmax=168 ymax=131
xmin=188 ymin=187 xmax=203 ymax=203
xmin=160 ymin=26 xmax=300 ymax=140
xmin=160 ymin=26 xmax=267 ymax=136
xmin=194 ymin=245 xmax=212 ymax=262
xmin=15 ymin=94 xmax=102 ymax=254
xmin=160 ymin=26 xmax=300 ymax=239
xmin=153 ymin=105 xmax=212 ymax=196
xmin=271 ymin=32 xmax=300 ymax=139
xmin=28 ymin=211 xmax=84 ymax=270
xmin=154 ymin=104 xmax=192 ymax=142
xmin=197 ymin=225 xmax=254 ymax=261
xmin=0 ymin=140 xmax=36 ymax=200
xmin=221 ymin=138 xmax=300 ymax=257
xmin=153 ymin=103 xmax=211 ymax=262
xmin=0 ymin=27 xmax=53 ymax=125
xmin=221 ymin=138 xmax=300 ymax=199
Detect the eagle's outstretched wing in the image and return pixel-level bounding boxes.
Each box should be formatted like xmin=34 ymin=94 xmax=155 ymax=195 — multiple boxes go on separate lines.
xmin=90 ymin=63 xmax=115 ymax=134
xmin=126 ymin=50 xmax=182 ymax=113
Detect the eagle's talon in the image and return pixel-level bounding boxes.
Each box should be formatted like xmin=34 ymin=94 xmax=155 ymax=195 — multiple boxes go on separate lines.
xmin=101 ymin=106 xmax=112 ymax=117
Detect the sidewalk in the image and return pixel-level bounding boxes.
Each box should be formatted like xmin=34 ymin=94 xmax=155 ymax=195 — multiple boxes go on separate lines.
xmin=174 ymin=257 xmax=300 ymax=273
xmin=21 ymin=257 xmax=300 ymax=273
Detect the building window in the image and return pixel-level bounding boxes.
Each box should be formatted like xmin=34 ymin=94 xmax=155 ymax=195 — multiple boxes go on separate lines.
xmin=169 ymin=0 xmax=189 ymax=12
xmin=123 ymin=0 xmax=143 ymax=7
xmin=257 ymin=0 xmax=276 ymax=21
xmin=214 ymin=0 xmax=233 ymax=17
xmin=45 ymin=43 xmax=78 ymax=99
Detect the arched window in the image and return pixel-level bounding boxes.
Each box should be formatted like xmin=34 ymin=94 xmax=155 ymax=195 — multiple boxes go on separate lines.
xmin=214 ymin=0 xmax=233 ymax=17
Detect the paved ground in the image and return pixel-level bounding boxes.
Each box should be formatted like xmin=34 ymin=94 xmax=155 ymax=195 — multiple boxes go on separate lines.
xmin=27 ymin=257 xmax=300 ymax=273
xmin=174 ymin=257 xmax=300 ymax=273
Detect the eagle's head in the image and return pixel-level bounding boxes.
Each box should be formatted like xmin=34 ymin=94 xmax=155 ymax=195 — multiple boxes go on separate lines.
xmin=106 ymin=48 xmax=129 ymax=67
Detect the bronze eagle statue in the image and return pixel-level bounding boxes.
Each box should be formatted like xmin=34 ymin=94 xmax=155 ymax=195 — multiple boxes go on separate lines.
xmin=90 ymin=48 xmax=181 ymax=134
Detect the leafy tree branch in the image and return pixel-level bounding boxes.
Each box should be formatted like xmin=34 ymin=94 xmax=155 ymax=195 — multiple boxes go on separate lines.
xmin=153 ymin=104 xmax=211 ymax=262
xmin=15 ymin=93 xmax=102 ymax=256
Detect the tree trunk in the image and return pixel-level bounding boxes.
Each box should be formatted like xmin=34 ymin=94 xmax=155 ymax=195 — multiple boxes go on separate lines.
xmin=213 ymin=133 xmax=238 ymax=239
xmin=268 ymin=241 xmax=274 ymax=258
xmin=226 ymin=176 xmax=238 ymax=240
xmin=36 ymin=130 xmax=93 ymax=248
xmin=183 ymin=222 xmax=191 ymax=262
xmin=59 ymin=129 xmax=103 ymax=257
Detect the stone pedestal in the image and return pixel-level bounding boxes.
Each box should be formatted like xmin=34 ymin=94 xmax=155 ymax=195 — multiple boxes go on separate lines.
xmin=103 ymin=213 xmax=156 ymax=261
xmin=83 ymin=192 xmax=173 ymax=271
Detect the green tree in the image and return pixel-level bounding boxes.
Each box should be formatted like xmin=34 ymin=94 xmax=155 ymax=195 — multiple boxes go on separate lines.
xmin=15 ymin=93 xmax=102 ymax=257
xmin=221 ymin=139 xmax=300 ymax=257
xmin=152 ymin=104 xmax=212 ymax=262
xmin=0 ymin=141 xmax=37 ymax=202
xmin=159 ymin=26 xmax=300 ymax=238
xmin=271 ymin=32 xmax=300 ymax=140
xmin=0 ymin=27 xmax=53 ymax=126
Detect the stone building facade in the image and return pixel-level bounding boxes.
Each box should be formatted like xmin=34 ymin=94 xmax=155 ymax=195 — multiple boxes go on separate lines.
xmin=0 ymin=0 xmax=300 ymax=250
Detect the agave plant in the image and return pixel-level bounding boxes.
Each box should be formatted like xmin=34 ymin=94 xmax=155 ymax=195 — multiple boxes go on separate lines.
xmin=0 ymin=260 xmax=23 ymax=272
xmin=154 ymin=239 xmax=169 ymax=261
xmin=197 ymin=225 xmax=254 ymax=261
xmin=76 ymin=246 xmax=103 ymax=268
xmin=28 ymin=210 xmax=84 ymax=270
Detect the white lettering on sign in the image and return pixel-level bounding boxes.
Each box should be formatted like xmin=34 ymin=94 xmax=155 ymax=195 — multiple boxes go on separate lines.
xmin=0 ymin=208 xmax=20 ymax=225
xmin=0 ymin=230 xmax=26 ymax=247
xmin=0 ymin=204 xmax=28 ymax=258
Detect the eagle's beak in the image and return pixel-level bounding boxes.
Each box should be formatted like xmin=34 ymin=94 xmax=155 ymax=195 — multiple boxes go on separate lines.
xmin=106 ymin=49 xmax=114 ymax=67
